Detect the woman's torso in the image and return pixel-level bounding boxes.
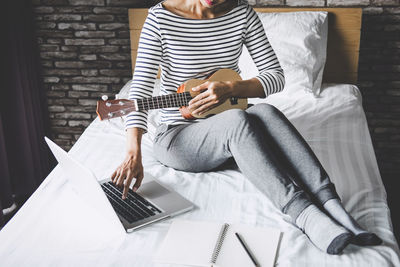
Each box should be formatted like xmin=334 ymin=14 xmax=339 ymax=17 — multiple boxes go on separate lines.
xmin=151 ymin=3 xmax=249 ymax=125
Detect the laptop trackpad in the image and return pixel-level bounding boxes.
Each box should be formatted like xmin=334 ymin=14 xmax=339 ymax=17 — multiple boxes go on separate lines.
xmin=137 ymin=181 xmax=169 ymax=200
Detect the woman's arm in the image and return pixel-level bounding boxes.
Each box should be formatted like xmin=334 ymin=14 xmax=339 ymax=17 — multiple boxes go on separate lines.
xmin=125 ymin=10 xmax=162 ymax=133
xmin=113 ymin=9 xmax=162 ymax=198
xmin=111 ymin=128 xmax=144 ymax=199
xmin=188 ymin=6 xmax=284 ymax=116
xmin=243 ymin=5 xmax=285 ymax=97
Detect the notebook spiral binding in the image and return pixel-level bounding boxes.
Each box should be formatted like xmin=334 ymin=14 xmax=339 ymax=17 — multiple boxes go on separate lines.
xmin=210 ymin=223 xmax=230 ymax=264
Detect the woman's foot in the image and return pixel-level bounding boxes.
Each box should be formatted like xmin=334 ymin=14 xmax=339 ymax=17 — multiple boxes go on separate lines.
xmin=296 ymin=204 xmax=353 ymax=254
xmin=352 ymin=232 xmax=383 ymax=246
xmin=323 ymin=199 xmax=382 ymax=246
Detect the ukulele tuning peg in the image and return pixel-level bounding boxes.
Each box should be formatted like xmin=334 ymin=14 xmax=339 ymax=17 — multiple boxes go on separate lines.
xmin=101 ymin=95 xmax=108 ymax=101
xmin=115 ymin=94 xmax=120 ymax=99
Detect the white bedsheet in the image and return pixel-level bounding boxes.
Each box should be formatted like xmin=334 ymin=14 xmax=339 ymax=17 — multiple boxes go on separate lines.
xmin=0 ymin=84 xmax=399 ymax=266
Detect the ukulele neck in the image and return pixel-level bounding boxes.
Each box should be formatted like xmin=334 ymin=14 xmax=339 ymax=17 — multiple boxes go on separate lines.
xmin=136 ymin=91 xmax=192 ymax=111
xmin=97 ymin=92 xmax=194 ymax=120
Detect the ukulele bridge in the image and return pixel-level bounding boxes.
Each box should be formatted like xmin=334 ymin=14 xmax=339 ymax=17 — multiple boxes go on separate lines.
xmin=229 ymin=97 xmax=238 ymax=105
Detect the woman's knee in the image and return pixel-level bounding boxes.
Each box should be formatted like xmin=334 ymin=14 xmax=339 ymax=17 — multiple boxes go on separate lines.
xmin=153 ymin=144 xmax=194 ymax=171
xmin=223 ymin=108 xmax=248 ymax=119
xmin=222 ymin=109 xmax=251 ymax=131
xmin=249 ymin=103 xmax=284 ymax=120
xmin=153 ymin=145 xmax=223 ymax=172
xmin=256 ymin=103 xmax=280 ymax=113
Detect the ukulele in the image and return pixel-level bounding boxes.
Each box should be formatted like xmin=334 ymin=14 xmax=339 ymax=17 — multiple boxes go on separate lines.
xmin=96 ymin=69 xmax=248 ymax=121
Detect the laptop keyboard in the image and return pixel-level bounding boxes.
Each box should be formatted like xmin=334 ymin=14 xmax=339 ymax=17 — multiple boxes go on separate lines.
xmin=101 ymin=182 xmax=162 ymax=224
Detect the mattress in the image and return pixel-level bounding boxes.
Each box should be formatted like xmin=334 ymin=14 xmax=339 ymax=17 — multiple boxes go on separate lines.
xmin=0 ymin=83 xmax=399 ymax=266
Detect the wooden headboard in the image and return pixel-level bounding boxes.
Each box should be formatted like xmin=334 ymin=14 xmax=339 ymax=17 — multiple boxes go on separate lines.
xmin=129 ymin=7 xmax=362 ymax=84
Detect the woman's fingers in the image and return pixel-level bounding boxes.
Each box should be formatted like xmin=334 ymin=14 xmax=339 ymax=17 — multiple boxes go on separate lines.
xmin=189 ymin=94 xmax=211 ymax=112
xmin=189 ymin=90 xmax=209 ymax=108
xmin=112 ymin=168 xmax=121 ymax=184
xmin=122 ymin=170 xmax=133 ymax=199
xmin=114 ymin=167 xmax=143 ymax=199
xmin=111 ymin=169 xmax=117 ymax=183
xmin=132 ymin=172 xmax=144 ymax=192
xmin=111 ymin=155 xmax=144 ymax=198
xmin=192 ymin=81 xmax=210 ymax=92
xmin=189 ymin=82 xmax=212 ymax=107
xmin=192 ymin=96 xmax=219 ymax=115
xmin=116 ymin=169 xmax=126 ymax=188
xmin=188 ymin=82 xmax=231 ymax=114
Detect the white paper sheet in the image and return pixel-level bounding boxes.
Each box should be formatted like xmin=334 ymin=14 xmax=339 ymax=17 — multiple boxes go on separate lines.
xmin=154 ymin=220 xmax=281 ymax=267
xmin=154 ymin=220 xmax=222 ymax=266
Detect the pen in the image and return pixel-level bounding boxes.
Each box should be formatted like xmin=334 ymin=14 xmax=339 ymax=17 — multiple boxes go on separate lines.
xmin=235 ymin=232 xmax=259 ymax=267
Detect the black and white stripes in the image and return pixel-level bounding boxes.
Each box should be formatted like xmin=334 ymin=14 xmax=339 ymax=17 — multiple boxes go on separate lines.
xmin=126 ymin=3 xmax=285 ymax=132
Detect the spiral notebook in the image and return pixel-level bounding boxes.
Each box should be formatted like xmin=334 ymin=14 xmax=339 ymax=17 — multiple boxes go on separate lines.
xmin=154 ymin=220 xmax=282 ymax=267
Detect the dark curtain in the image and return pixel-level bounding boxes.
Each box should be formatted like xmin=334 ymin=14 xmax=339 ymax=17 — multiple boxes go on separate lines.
xmin=0 ymin=0 xmax=54 ymax=224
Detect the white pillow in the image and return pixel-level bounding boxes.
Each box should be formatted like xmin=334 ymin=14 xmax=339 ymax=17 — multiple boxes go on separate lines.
xmin=239 ymin=11 xmax=328 ymax=97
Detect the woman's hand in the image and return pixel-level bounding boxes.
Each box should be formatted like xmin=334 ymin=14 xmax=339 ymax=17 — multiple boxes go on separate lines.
xmin=188 ymin=81 xmax=234 ymax=116
xmin=187 ymin=78 xmax=267 ymax=115
xmin=111 ymin=125 xmax=143 ymax=199
xmin=111 ymin=127 xmax=144 ymax=199
xmin=111 ymin=151 xmax=144 ymax=199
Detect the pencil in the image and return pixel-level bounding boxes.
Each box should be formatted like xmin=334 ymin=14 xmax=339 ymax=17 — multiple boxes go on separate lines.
xmin=235 ymin=232 xmax=259 ymax=267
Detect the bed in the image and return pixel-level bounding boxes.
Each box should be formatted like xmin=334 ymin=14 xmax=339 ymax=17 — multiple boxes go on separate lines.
xmin=1 ymin=6 xmax=400 ymax=267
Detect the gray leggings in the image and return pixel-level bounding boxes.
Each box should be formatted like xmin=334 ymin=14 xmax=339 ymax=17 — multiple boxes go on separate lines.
xmin=153 ymin=103 xmax=339 ymax=221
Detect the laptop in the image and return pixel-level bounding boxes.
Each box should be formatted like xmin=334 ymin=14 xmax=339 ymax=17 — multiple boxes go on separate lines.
xmin=44 ymin=137 xmax=194 ymax=233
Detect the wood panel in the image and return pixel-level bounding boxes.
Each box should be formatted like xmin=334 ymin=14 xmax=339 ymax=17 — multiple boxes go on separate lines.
xmin=325 ymin=47 xmax=359 ymax=75
xmin=129 ymin=30 xmax=141 ymax=50
xmin=129 ymin=7 xmax=362 ymax=84
xmin=128 ymin=9 xmax=148 ymax=30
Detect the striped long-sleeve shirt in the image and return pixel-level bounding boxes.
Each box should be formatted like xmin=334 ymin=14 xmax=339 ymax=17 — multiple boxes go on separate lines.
xmin=125 ymin=3 xmax=285 ymax=132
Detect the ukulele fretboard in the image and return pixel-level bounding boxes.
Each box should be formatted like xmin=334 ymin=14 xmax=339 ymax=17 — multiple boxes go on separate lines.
xmin=137 ymin=91 xmax=192 ymax=111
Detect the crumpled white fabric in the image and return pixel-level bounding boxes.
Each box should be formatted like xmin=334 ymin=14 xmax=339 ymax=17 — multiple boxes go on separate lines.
xmin=1 ymin=84 xmax=399 ymax=267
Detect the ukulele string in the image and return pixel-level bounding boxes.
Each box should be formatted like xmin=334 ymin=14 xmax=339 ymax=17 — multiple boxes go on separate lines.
xmin=136 ymin=92 xmax=192 ymax=111
xmin=109 ymin=92 xmax=192 ymax=116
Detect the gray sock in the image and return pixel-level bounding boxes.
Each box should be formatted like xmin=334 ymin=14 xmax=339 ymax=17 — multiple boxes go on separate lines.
xmin=296 ymin=204 xmax=353 ymax=254
xmin=323 ymin=199 xmax=382 ymax=246
xmin=323 ymin=199 xmax=365 ymax=234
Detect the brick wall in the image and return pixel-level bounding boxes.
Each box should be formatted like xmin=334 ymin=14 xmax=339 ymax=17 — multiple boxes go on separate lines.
xmin=32 ymin=0 xmax=399 ymax=236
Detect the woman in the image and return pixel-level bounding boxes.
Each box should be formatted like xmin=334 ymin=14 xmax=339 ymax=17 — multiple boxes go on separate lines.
xmin=111 ymin=0 xmax=381 ymax=254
